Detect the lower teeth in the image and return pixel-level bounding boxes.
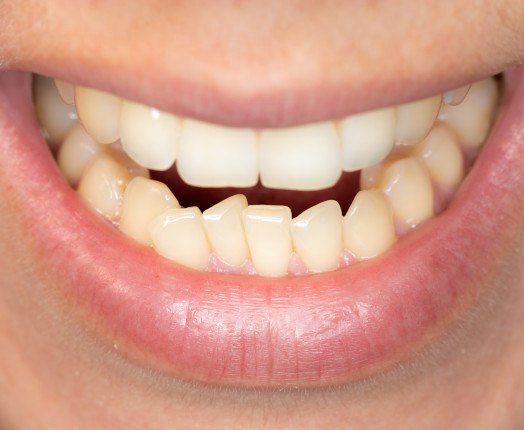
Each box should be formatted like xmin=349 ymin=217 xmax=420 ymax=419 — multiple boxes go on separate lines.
xmin=33 ymin=74 xmax=500 ymax=277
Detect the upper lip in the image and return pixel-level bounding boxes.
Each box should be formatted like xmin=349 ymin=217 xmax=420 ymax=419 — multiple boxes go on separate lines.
xmin=0 ymin=67 xmax=522 ymax=388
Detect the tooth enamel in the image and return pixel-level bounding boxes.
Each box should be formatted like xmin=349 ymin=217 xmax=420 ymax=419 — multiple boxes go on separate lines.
xmin=290 ymin=200 xmax=343 ymax=273
xmin=438 ymin=78 xmax=498 ymax=149
xmin=119 ymin=101 xmax=180 ymax=171
xmin=58 ymin=124 xmax=104 ymax=187
xmin=202 ymin=195 xmax=250 ymax=267
xmin=360 ymin=162 xmax=387 ymax=190
xmin=176 ymin=119 xmax=258 ymax=188
xmin=340 ymin=107 xmax=396 ymax=172
xmin=379 ymin=157 xmax=434 ymax=228
xmin=259 ymin=122 xmax=342 ymax=190
xmin=54 ymin=80 xmax=75 ymax=105
xmin=443 ymin=85 xmax=471 ymax=106
xmin=75 ymin=87 xmax=122 ymax=144
xmin=343 ymin=190 xmax=396 ymax=260
xmin=34 ymin=76 xmax=78 ymax=148
xmin=395 ymin=96 xmax=442 ymax=144
xmin=119 ymin=177 xmax=180 ymax=245
xmin=242 ymin=205 xmax=293 ymax=277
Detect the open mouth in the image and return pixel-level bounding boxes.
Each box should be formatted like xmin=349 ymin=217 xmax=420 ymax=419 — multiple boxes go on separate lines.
xmin=0 ymin=66 xmax=522 ymax=387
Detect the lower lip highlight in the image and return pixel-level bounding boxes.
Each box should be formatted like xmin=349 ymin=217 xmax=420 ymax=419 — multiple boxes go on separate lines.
xmin=0 ymin=70 xmax=523 ymax=387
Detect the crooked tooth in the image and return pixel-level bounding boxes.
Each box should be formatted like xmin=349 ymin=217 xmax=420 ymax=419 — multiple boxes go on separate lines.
xmin=259 ymin=122 xmax=342 ymax=190
xmin=379 ymin=157 xmax=434 ymax=228
xmin=34 ymin=75 xmax=78 ymax=147
xmin=438 ymin=78 xmax=498 ymax=150
xmin=119 ymin=177 xmax=180 ymax=245
xmin=75 ymin=87 xmax=121 ymax=144
xmin=290 ymin=200 xmax=343 ymax=273
xmin=395 ymin=96 xmax=442 ymax=144
xmin=340 ymin=107 xmax=396 ymax=172
xmin=149 ymin=207 xmax=210 ymax=271
xmin=54 ymin=80 xmax=75 ymax=105
xmin=443 ymin=85 xmax=471 ymax=106
xmin=177 ymin=119 xmax=258 ymax=188
xmin=120 ymin=101 xmax=180 ymax=171
xmin=343 ymin=190 xmax=396 ymax=260
xmin=242 ymin=205 xmax=292 ymax=277
xmin=202 ymin=195 xmax=250 ymax=267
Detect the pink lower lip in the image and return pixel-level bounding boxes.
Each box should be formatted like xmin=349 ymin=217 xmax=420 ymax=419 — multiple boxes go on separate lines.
xmin=0 ymin=70 xmax=523 ymax=387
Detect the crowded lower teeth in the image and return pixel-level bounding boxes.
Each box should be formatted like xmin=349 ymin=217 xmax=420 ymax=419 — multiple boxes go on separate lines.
xmin=33 ymin=74 xmax=500 ymax=276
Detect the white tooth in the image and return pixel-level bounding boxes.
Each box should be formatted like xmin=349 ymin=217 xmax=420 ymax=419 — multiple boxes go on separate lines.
xmin=34 ymin=75 xmax=78 ymax=148
xmin=438 ymin=78 xmax=498 ymax=149
xmin=119 ymin=177 xmax=180 ymax=245
xmin=54 ymin=80 xmax=75 ymax=105
xmin=443 ymin=84 xmax=471 ymax=106
xmin=176 ymin=119 xmax=258 ymax=188
xmin=202 ymin=195 xmax=250 ymax=267
xmin=75 ymin=86 xmax=121 ymax=144
xmin=379 ymin=157 xmax=434 ymax=228
xmin=340 ymin=107 xmax=396 ymax=172
xmin=343 ymin=190 xmax=396 ymax=260
xmin=120 ymin=101 xmax=180 ymax=171
xmin=395 ymin=95 xmax=442 ymax=144
xmin=149 ymin=207 xmax=210 ymax=271
xmin=259 ymin=122 xmax=342 ymax=190
xmin=242 ymin=205 xmax=292 ymax=277
xmin=58 ymin=124 xmax=104 ymax=187
xmin=290 ymin=200 xmax=343 ymax=273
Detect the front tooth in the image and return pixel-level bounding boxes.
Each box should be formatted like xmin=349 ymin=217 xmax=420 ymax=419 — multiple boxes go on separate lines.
xmin=438 ymin=78 xmax=498 ymax=150
xmin=360 ymin=162 xmax=387 ymax=190
xmin=202 ymin=195 xmax=250 ymax=267
xmin=119 ymin=177 xmax=180 ymax=245
xmin=379 ymin=158 xmax=434 ymax=228
xmin=290 ymin=200 xmax=343 ymax=273
xmin=75 ymin=87 xmax=121 ymax=144
xmin=242 ymin=205 xmax=292 ymax=277
xmin=120 ymin=101 xmax=180 ymax=171
xmin=340 ymin=107 xmax=396 ymax=172
xmin=259 ymin=122 xmax=342 ymax=190
xmin=176 ymin=119 xmax=258 ymax=188
xmin=395 ymin=95 xmax=442 ymax=144
xmin=343 ymin=190 xmax=396 ymax=260
xmin=34 ymin=75 xmax=78 ymax=148
xmin=149 ymin=207 xmax=210 ymax=271
xmin=54 ymin=80 xmax=75 ymax=105
xmin=443 ymin=85 xmax=471 ymax=106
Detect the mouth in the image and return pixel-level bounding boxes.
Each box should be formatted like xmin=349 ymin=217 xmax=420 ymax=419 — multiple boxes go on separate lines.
xmin=0 ymin=65 xmax=522 ymax=388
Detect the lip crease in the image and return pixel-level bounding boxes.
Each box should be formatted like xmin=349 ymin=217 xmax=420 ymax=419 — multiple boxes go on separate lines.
xmin=0 ymin=68 xmax=522 ymax=387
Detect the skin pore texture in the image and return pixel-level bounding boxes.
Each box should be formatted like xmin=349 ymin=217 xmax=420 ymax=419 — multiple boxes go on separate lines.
xmin=1 ymin=1 xmax=524 ymax=429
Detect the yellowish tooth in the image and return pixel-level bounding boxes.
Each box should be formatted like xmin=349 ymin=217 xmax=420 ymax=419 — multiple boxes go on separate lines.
xmin=360 ymin=162 xmax=387 ymax=190
xmin=290 ymin=200 xmax=343 ymax=273
xmin=443 ymin=84 xmax=471 ymax=106
xmin=379 ymin=158 xmax=434 ymax=228
xmin=343 ymin=190 xmax=396 ymax=260
xmin=202 ymin=195 xmax=250 ymax=267
xmin=438 ymin=78 xmax=498 ymax=150
xmin=395 ymin=95 xmax=442 ymax=144
xmin=149 ymin=207 xmax=211 ymax=271
xmin=119 ymin=177 xmax=180 ymax=245
xmin=242 ymin=205 xmax=292 ymax=277
xmin=75 ymin=87 xmax=121 ymax=144
xmin=54 ymin=80 xmax=75 ymax=105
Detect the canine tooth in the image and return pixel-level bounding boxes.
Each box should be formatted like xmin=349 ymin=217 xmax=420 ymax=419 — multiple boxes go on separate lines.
xmin=259 ymin=122 xmax=342 ymax=190
xmin=120 ymin=101 xmax=180 ymax=171
xmin=119 ymin=177 xmax=180 ymax=245
xmin=340 ymin=107 xmax=396 ymax=172
xmin=34 ymin=75 xmax=78 ymax=147
xmin=149 ymin=207 xmax=210 ymax=271
xmin=343 ymin=190 xmax=396 ymax=260
xmin=395 ymin=95 xmax=442 ymax=144
xmin=54 ymin=80 xmax=75 ymax=105
xmin=75 ymin=87 xmax=121 ymax=144
xmin=443 ymin=85 xmax=471 ymax=106
xmin=177 ymin=119 xmax=258 ymax=188
xmin=202 ymin=195 xmax=250 ymax=267
xmin=242 ymin=205 xmax=292 ymax=277
xmin=438 ymin=78 xmax=498 ymax=149
xmin=58 ymin=124 xmax=104 ymax=187
xmin=379 ymin=158 xmax=434 ymax=228
xmin=290 ymin=200 xmax=343 ymax=273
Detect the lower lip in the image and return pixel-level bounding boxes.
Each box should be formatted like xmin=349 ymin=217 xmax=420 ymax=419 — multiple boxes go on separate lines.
xmin=1 ymin=70 xmax=523 ymax=387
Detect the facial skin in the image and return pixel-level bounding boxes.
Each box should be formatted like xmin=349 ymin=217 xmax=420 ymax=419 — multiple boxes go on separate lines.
xmin=1 ymin=1 xmax=524 ymax=429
